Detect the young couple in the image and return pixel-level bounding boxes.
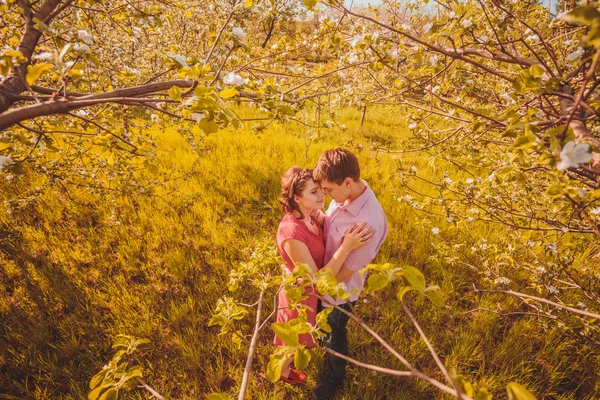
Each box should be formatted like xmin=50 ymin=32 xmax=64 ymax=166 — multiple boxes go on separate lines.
xmin=275 ymin=148 xmax=388 ymax=400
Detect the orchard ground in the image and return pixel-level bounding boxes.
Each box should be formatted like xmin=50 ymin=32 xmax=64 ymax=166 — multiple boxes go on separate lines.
xmin=1 ymin=105 xmax=598 ymax=399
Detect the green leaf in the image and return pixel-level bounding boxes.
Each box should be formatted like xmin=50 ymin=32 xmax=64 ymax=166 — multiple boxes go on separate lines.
xmin=402 ymin=266 xmax=426 ymax=292
xmin=315 ymin=308 xmax=332 ymax=334
xmin=507 ymin=383 xmax=537 ymax=400
xmin=98 ymin=388 xmax=118 ymax=400
xmin=294 ymin=347 xmax=311 ymax=371
xmin=559 ymin=6 xmax=600 ymax=26
xmin=168 ymin=86 xmax=182 ymax=101
xmin=266 ymin=347 xmax=294 ymax=382
xmin=396 ymin=286 xmax=413 ymax=301
xmin=513 ymin=135 xmax=534 ymax=149
xmin=545 ymin=184 xmax=563 ymax=199
xmin=194 ymin=84 xmax=210 ymax=96
xmin=475 ymin=387 xmax=493 ymax=400
xmin=198 ymin=118 xmax=218 ymax=134
xmin=424 ymin=285 xmax=444 ymax=307
xmin=90 ymin=370 xmax=107 ymax=389
xmin=586 ymin=23 xmax=600 ymax=48
xmin=219 ymin=88 xmax=240 ymax=99
xmin=88 ymin=386 xmax=105 ymax=400
xmin=26 ymin=63 xmax=52 ymax=85
xmin=304 ymin=0 xmax=319 ymax=10
xmin=272 ymin=322 xmax=299 ymax=346
xmin=126 ymin=365 xmax=143 ymax=379
xmin=366 ymin=273 xmax=389 ymax=292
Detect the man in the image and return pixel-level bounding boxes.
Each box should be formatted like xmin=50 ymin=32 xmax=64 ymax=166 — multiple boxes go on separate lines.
xmin=311 ymin=148 xmax=388 ymax=400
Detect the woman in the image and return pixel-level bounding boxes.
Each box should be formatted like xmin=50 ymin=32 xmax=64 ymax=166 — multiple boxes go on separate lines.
xmin=275 ymin=167 xmax=373 ymax=384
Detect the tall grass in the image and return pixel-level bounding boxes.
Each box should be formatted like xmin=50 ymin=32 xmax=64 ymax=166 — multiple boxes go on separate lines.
xmin=1 ymin=105 xmax=598 ymax=399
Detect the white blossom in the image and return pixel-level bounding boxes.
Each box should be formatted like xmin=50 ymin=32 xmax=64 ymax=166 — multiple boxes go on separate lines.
xmin=348 ymin=53 xmax=359 ymax=64
xmin=77 ymin=30 xmax=93 ymax=45
xmin=34 ymin=52 xmax=53 ymax=60
xmin=191 ymin=113 xmax=205 ymax=122
xmin=132 ymin=27 xmax=142 ymax=39
xmin=566 ymin=47 xmax=584 ymax=62
xmin=232 ymin=27 xmax=246 ymax=40
xmin=408 ymin=123 xmax=417 ymax=129
xmin=447 ymin=217 xmax=453 ymax=222
xmin=547 ymin=285 xmax=559 ymax=294
xmin=423 ymin=22 xmax=433 ymax=33
xmin=411 ymin=165 xmax=417 ymax=172
xmin=548 ymin=242 xmax=557 ymax=252
xmin=167 ymin=53 xmax=187 ymax=67
xmin=528 ymin=240 xmax=535 ymax=247
xmin=431 ymin=227 xmax=440 ymax=235
xmin=577 ymin=302 xmax=586 ymax=309
xmin=526 ymin=34 xmax=538 ymax=42
xmin=461 ymin=19 xmax=473 ymax=29
xmin=467 ymin=217 xmax=474 ymax=223
xmin=557 ymin=141 xmax=593 ymax=171
xmin=501 ymin=92 xmax=514 ymax=104
xmin=73 ymin=43 xmax=90 ymax=52
xmin=448 ymin=11 xmax=456 ymax=19
xmin=444 ymin=177 xmax=453 ymax=184
xmin=351 ymin=34 xmax=365 ymax=47
xmin=401 ymin=23 xmax=411 ymax=30
xmin=590 ymin=207 xmax=600 ymax=215
xmin=0 ymin=156 xmax=14 ymax=171
xmin=494 ymin=277 xmax=511 ymax=285
xmin=479 ymin=35 xmax=489 ymax=43
xmin=536 ymin=266 xmax=546 ymax=274
xmin=222 ymin=72 xmax=244 ymax=86
xmin=466 ymin=178 xmax=474 ymax=184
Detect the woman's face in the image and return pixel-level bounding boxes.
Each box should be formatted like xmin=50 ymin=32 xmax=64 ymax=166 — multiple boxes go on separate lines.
xmin=295 ymin=179 xmax=324 ymax=210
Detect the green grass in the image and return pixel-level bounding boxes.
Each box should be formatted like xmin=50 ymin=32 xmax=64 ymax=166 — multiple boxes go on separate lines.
xmin=1 ymin=105 xmax=599 ymax=399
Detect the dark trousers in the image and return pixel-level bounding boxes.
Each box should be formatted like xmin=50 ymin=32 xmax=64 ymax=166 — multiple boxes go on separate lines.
xmin=321 ymin=301 xmax=356 ymax=385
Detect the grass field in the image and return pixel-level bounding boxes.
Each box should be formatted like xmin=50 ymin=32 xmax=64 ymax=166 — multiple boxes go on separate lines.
xmin=1 ymin=105 xmax=598 ymax=399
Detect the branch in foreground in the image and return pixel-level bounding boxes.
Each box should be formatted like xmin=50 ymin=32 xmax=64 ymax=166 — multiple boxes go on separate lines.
xmin=316 ymin=295 xmax=471 ymax=399
xmin=473 ymin=287 xmax=600 ymax=320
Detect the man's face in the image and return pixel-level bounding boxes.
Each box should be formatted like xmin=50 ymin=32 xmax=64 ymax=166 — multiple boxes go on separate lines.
xmin=319 ymin=179 xmax=351 ymax=204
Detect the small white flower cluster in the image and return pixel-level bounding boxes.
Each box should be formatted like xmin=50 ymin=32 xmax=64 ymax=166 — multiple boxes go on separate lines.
xmin=0 ymin=155 xmax=14 ymax=172
xmin=223 ymin=72 xmax=243 ymax=86
xmin=167 ymin=53 xmax=187 ymax=67
xmin=232 ymin=27 xmax=246 ymax=40
xmin=557 ymin=141 xmax=592 ymax=171
xmin=351 ymin=34 xmax=365 ymax=48
xmin=494 ymin=277 xmax=510 ymax=285
xmin=546 ymin=285 xmax=559 ymax=294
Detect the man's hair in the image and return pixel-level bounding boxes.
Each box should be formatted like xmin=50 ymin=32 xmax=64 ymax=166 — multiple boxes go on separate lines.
xmin=313 ymin=148 xmax=360 ymax=185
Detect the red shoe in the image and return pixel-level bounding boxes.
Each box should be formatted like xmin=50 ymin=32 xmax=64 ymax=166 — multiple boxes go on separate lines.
xmin=280 ymin=368 xmax=307 ymax=384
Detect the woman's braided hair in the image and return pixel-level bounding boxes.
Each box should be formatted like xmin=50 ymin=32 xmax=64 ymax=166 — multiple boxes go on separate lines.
xmin=279 ymin=166 xmax=313 ymax=217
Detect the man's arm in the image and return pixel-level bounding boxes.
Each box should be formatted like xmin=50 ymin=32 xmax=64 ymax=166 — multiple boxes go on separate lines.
xmin=335 ymin=265 xmax=355 ymax=282
xmin=334 ymin=226 xmax=384 ymax=282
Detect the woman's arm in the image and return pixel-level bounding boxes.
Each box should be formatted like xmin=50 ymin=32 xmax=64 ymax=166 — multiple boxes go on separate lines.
xmin=283 ymin=223 xmax=374 ymax=278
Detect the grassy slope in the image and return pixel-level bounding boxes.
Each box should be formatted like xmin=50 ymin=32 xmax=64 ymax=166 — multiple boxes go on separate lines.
xmin=1 ymin=106 xmax=598 ymax=399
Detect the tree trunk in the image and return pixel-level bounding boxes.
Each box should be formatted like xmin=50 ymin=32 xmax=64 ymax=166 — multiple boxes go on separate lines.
xmin=262 ymin=16 xmax=277 ymax=49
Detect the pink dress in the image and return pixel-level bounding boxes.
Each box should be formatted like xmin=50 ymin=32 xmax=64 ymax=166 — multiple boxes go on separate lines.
xmin=274 ymin=213 xmax=325 ymax=348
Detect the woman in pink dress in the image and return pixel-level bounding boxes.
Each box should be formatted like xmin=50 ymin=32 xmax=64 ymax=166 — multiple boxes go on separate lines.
xmin=275 ymin=167 xmax=373 ymax=384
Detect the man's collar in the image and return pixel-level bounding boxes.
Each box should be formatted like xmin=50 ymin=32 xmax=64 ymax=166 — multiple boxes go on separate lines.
xmin=341 ymin=181 xmax=372 ymax=216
